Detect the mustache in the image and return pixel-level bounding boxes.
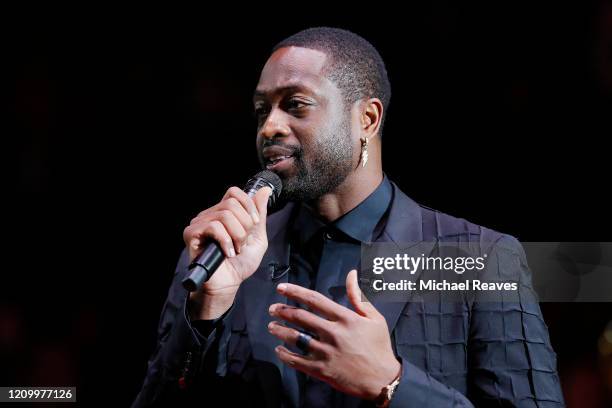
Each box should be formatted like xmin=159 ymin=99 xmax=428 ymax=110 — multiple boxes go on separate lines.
xmin=261 ymin=140 xmax=303 ymax=157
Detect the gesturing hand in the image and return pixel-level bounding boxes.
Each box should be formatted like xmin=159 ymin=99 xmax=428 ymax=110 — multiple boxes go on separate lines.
xmin=267 ymin=269 xmax=401 ymax=401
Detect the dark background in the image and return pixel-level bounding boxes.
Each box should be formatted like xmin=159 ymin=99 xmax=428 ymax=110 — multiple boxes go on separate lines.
xmin=6 ymin=2 xmax=612 ymax=406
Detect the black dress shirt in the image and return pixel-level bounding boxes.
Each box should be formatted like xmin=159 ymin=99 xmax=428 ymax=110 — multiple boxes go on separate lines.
xmin=285 ymin=175 xmax=392 ymax=407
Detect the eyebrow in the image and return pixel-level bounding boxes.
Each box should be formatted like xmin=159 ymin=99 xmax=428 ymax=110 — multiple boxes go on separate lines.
xmin=253 ymin=84 xmax=319 ymax=101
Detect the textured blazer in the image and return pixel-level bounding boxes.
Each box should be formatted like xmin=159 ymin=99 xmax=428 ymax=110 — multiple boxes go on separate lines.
xmin=133 ymin=182 xmax=565 ymax=407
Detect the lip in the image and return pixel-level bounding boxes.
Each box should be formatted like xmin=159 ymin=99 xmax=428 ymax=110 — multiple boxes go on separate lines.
xmin=262 ymin=145 xmax=295 ymax=161
xmin=266 ymin=156 xmax=295 ymax=171
xmin=261 ymin=145 xmax=297 ymax=171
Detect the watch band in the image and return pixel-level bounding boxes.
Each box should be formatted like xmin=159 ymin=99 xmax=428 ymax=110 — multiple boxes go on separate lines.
xmin=374 ymin=369 xmax=402 ymax=407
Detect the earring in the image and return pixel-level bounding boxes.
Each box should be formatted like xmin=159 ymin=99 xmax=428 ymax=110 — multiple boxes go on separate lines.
xmin=360 ymin=136 xmax=369 ymax=168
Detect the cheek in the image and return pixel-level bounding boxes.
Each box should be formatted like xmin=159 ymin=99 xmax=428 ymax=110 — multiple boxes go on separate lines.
xmin=292 ymin=108 xmax=351 ymax=154
xmin=255 ymin=136 xmax=265 ymax=161
xmin=351 ymin=118 xmax=361 ymax=139
xmin=349 ymin=106 xmax=363 ymax=136
xmin=349 ymin=112 xmax=364 ymax=156
xmin=291 ymin=119 xmax=320 ymax=150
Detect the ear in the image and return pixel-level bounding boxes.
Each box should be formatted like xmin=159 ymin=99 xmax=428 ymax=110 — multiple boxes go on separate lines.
xmin=360 ymin=98 xmax=384 ymax=138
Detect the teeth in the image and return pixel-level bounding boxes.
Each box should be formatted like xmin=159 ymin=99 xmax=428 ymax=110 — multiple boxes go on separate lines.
xmin=269 ymin=155 xmax=292 ymax=164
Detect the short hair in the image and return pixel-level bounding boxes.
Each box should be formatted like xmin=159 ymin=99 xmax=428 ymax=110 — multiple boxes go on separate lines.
xmin=272 ymin=27 xmax=391 ymax=136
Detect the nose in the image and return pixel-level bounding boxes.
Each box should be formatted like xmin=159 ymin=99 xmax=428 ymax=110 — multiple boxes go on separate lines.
xmin=259 ymin=107 xmax=290 ymax=140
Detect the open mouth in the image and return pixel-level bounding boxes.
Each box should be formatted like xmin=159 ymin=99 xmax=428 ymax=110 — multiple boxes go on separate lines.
xmin=265 ymin=154 xmax=295 ymax=170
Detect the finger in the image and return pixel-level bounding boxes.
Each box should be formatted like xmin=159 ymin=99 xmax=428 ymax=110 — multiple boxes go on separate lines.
xmin=275 ymin=345 xmax=322 ymax=377
xmin=267 ymin=321 xmax=327 ymax=357
xmin=221 ymin=197 xmax=255 ymax=234
xmin=346 ymin=269 xmax=378 ymax=317
xmin=184 ymin=220 xmax=235 ymax=261
xmin=190 ymin=198 xmax=252 ymax=233
xmin=189 ymin=211 xmax=209 ymax=226
xmin=215 ymin=209 xmax=248 ymax=253
xmin=276 ymin=283 xmax=348 ymax=321
xmin=268 ymin=304 xmax=332 ymax=337
xmin=223 ymin=186 xmax=260 ymax=224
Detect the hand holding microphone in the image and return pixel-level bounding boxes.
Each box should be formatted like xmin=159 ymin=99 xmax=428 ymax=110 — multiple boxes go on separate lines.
xmin=182 ymin=171 xmax=281 ymax=320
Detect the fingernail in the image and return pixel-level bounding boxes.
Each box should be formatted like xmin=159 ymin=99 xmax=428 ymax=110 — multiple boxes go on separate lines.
xmin=268 ymin=304 xmax=277 ymax=315
xmin=268 ymin=321 xmax=275 ymax=331
xmin=191 ymin=240 xmax=199 ymax=249
xmin=229 ymin=248 xmax=236 ymax=258
xmin=277 ymin=283 xmax=287 ymax=294
xmin=251 ymin=211 xmax=260 ymax=224
xmin=275 ymin=346 xmax=281 ymax=353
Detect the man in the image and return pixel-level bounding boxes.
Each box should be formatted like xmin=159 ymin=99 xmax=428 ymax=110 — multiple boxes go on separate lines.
xmin=133 ymin=27 xmax=564 ymax=407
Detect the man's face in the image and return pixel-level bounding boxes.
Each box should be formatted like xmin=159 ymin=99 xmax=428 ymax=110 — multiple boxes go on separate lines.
xmin=254 ymin=46 xmax=355 ymax=202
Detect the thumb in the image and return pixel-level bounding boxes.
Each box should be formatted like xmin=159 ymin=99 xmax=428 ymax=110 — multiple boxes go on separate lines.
xmin=346 ymin=269 xmax=378 ymax=318
xmin=252 ymin=186 xmax=272 ymax=236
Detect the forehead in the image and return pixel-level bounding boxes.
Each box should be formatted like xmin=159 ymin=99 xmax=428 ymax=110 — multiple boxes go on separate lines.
xmin=255 ymin=46 xmax=334 ymax=98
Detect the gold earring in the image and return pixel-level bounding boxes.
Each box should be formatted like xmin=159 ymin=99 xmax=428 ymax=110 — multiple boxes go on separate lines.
xmin=360 ymin=136 xmax=369 ymax=167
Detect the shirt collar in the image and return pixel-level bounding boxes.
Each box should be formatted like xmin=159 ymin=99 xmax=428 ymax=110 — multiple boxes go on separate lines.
xmin=292 ymin=174 xmax=393 ymax=244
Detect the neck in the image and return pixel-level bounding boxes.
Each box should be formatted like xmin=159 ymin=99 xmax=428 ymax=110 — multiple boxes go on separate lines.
xmin=310 ymin=167 xmax=383 ymax=222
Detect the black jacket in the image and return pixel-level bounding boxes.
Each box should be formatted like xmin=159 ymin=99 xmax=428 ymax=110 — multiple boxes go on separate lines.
xmin=133 ymin=182 xmax=564 ymax=407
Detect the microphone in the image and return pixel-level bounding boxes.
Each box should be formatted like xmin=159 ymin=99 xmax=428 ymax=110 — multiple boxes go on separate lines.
xmin=182 ymin=170 xmax=283 ymax=292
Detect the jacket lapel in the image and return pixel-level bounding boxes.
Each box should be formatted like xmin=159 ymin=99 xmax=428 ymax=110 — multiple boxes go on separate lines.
xmin=369 ymin=182 xmax=436 ymax=335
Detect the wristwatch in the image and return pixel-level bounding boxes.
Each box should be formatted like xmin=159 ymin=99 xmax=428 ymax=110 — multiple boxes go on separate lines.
xmin=374 ymin=370 xmax=402 ymax=407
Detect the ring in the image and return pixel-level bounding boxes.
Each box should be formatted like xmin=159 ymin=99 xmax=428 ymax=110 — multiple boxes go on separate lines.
xmin=296 ymin=332 xmax=313 ymax=353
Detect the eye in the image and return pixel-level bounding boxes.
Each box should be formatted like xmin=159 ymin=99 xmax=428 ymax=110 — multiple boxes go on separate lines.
xmin=288 ymin=99 xmax=305 ymax=109
xmin=285 ymin=97 xmax=314 ymax=115
xmin=254 ymin=105 xmax=270 ymax=119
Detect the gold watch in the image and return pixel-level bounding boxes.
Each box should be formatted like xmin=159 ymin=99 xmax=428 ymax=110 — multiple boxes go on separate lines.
xmin=374 ymin=370 xmax=402 ymax=407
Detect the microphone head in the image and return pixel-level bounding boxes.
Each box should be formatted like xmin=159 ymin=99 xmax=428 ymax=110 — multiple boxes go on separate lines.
xmin=245 ymin=170 xmax=283 ymax=207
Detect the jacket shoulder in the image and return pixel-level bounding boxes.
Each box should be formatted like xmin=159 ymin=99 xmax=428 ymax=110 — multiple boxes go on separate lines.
xmin=418 ymin=203 xmax=514 ymax=247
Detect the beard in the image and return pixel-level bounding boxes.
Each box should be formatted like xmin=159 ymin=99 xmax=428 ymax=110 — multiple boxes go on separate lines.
xmin=262 ymin=118 xmax=354 ymax=203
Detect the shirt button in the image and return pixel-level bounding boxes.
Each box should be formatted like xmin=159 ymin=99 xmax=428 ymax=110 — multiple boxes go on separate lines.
xmin=325 ymin=232 xmax=333 ymax=240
